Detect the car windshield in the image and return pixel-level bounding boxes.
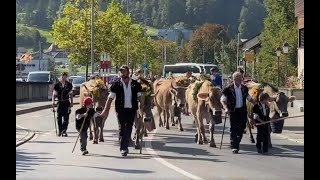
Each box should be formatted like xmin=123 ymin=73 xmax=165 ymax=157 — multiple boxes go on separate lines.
xmin=72 ymin=77 xmax=85 ymax=84
xmin=28 ymin=73 xmax=50 ymax=82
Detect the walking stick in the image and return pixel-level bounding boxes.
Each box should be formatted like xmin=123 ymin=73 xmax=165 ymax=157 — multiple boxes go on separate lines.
xmin=72 ymin=110 xmax=89 ymax=153
xmin=52 ymin=108 xmax=58 ymax=136
xmin=255 ymin=115 xmax=304 ymax=126
xmin=220 ymin=114 xmax=228 ymax=150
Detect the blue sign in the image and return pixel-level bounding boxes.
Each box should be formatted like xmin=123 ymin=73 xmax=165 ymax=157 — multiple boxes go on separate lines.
xmin=143 ymin=63 xmax=148 ymax=70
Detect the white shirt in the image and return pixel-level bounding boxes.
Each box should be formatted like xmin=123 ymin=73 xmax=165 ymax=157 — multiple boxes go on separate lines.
xmin=220 ymin=84 xmax=252 ymax=108
xmin=108 ymin=79 xmax=142 ymax=108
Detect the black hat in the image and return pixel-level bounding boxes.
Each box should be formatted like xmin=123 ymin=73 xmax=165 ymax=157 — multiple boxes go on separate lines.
xmin=119 ymin=65 xmax=129 ymax=71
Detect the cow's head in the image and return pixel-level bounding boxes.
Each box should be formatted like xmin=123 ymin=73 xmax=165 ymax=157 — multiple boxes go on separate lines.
xmin=170 ymin=86 xmax=187 ymax=108
xmin=197 ymin=86 xmax=223 ymax=121
xmin=270 ymin=92 xmax=296 ymax=118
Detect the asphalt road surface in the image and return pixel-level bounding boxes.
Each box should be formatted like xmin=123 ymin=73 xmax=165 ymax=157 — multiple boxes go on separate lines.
xmin=16 ymin=105 xmax=304 ymax=180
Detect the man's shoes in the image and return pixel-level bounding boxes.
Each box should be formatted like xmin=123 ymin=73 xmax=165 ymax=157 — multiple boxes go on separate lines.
xmin=232 ymin=149 xmax=239 ymax=154
xmin=62 ymin=132 xmax=68 ymax=137
xmin=121 ymin=149 xmax=128 ymax=156
xmin=257 ymin=149 xmax=263 ymax=153
xmin=82 ymin=150 xmax=89 ymax=155
xmin=262 ymin=151 xmax=269 ymax=155
xmin=58 ymin=132 xmax=62 ymax=136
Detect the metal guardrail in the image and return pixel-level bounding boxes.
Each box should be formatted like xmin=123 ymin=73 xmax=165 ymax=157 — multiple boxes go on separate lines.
xmin=16 ymin=82 xmax=52 ymax=102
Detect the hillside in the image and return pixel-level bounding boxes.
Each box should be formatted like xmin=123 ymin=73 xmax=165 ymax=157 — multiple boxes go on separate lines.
xmin=16 ymin=0 xmax=266 ymax=39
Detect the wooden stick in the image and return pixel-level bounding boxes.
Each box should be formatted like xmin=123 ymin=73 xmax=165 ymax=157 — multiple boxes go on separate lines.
xmin=256 ymin=115 xmax=304 ymax=126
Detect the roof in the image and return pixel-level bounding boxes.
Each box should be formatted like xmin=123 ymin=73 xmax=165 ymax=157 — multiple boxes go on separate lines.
xmin=240 ymin=33 xmax=261 ymax=50
xmin=47 ymin=44 xmax=65 ymax=52
xmin=53 ymin=52 xmax=68 ymax=58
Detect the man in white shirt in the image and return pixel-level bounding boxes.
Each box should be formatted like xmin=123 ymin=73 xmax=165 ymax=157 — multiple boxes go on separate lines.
xmin=100 ymin=65 xmax=142 ymax=156
xmin=220 ymin=72 xmax=255 ymax=154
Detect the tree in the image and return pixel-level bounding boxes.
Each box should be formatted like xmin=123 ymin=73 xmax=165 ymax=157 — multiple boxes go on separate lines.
xmin=186 ymin=23 xmax=228 ymax=63
xmin=238 ymin=0 xmax=266 ymax=38
xmin=52 ymin=0 xmax=148 ymax=70
xmin=256 ymin=0 xmax=297 ymax=86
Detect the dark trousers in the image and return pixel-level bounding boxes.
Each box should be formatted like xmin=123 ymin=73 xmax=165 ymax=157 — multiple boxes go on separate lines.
xmin=256 ymin=125 xmax=270 ymax=152
xmin=116 ymin=108 xmax=135 ymax=151
xmin=57 ymin=101 xmax=70 ymax=132
xmin=79 ymin=130 xmax=88 ymax=151
xmin=229 ymin=110 xmax=247 ymax=150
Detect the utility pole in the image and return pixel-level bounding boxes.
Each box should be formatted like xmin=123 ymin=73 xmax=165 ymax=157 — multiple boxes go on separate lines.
xmin=126 ymin=0 xmax=129 ymax=66
xmin=90 ymin=0 xmax=95 ymax=75
xmin=236 ymin=33 xmax=240 ymax=70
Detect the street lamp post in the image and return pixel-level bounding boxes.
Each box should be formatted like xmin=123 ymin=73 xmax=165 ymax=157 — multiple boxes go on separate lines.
xmin=276 ymin=47 xmax=282 ymax=87
xmin=91 ymin=0 xmax=94 ymax=75
xmin=126 ymin=0 xmax=129 ymax=66
xmin=282 ymin=41 xmax=289 ymax=85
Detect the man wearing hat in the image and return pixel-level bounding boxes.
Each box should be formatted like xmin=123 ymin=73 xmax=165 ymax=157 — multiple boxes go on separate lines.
xmin=100 ymin=65 xmax=142 ymax=156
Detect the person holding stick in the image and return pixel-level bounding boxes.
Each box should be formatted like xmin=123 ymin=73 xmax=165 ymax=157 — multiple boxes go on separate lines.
xmin=220 ymin=71 xmax=255 ymax=154
xmin=75 ymin=97 xmax=97 ymax=155
xmin=253 ymin=93 xmax=272 ymax=155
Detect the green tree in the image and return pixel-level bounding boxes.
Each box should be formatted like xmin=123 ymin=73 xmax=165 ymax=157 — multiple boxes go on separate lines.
xmin=256 ymin=0 xmax=297 ymax=86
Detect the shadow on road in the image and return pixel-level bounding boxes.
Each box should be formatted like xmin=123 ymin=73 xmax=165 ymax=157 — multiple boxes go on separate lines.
xmin=16 ymin=149 xmax=54 ymax=175
xmin=43 ymin=163 xmax=154 ymax=174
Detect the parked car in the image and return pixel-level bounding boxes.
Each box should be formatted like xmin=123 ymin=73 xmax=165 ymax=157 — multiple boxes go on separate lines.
xmin=72 ymin=77 xmax=86 ymax=96
xmin=69 ymin=76 xmax=82 ymax=83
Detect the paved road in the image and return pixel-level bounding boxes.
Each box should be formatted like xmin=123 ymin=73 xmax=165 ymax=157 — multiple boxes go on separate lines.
xmin=16 ymin=105 xmax=304 ymax=179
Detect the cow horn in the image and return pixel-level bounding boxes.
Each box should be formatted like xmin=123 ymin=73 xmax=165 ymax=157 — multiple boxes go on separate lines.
xmin=150 ymin=89 xmax=159 ymax=97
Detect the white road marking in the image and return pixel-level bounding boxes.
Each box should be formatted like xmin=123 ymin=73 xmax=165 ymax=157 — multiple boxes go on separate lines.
xmin=145 ymin=130 xmax=205 ymax=180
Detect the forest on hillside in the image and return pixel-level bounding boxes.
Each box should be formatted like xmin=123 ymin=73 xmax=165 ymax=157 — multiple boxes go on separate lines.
xmin=16 ymin=0 xmax=266 ymax=38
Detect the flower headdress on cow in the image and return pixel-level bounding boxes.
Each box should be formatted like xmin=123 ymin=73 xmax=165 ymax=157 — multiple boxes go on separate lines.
xmin=91 ymin=77 xmax=107 ymax=98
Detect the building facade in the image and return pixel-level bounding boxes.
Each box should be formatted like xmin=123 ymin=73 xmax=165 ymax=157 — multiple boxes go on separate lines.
xmin=295 ymin=0 xmax=304 ymax=88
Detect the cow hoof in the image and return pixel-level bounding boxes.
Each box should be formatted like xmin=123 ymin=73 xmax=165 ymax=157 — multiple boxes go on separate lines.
xmin=210 ymin=143 xmax=217 ymax=148
xmin=99 ymin=138 xmax=104 ymax=142
xmin=197 ymin=141 xmax=203 ymax=145
xmin=159 ymin=123 xmax=163 ymax=127
xmin=171 ymin=123 xmax=175 ymax=126
xmin=179 ymin=128 xmax=184 ymax=131
xmin=165 ymin=127 xmax=170 ymax=130
xmin=89 ymin=137 xmax=93 ymax=140
xmin=250 ymin=138 xmax=255 ymax=143
xmin=204 ymin=139 xmax=209 ymax=144
xmin=135 ymin=144 xmax=140 ymax=149
xmin=243 ymin=130 xmax=247 ymax=134
xmin=185 ymin=113 xmax=189 ymax=116
xmin=93 ymin=140 xmax=98 ymax=144
xmin=144 ymin=133 xmax=148 ymax=137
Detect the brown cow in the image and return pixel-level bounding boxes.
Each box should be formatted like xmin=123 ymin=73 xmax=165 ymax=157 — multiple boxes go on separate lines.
xmin=185 ymin=80 xmax=223 ymax=147
xmin=152 ymin=79 xmax=186 ymax=131
xmin=245 ymin=83 xmax=296 ymax=147
xmin=79 ymin=78 xmax=109 ymax=144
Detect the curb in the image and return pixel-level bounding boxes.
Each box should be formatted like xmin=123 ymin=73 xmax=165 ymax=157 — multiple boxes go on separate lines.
xmin=16 ymin=102 xmax=80 ymax=115
xmin=16 ymin=131 xmax=35 ymax=147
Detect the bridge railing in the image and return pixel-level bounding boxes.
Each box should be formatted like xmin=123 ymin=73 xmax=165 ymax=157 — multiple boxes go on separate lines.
xmin=16 ymin=82 xmax=53 ymax=102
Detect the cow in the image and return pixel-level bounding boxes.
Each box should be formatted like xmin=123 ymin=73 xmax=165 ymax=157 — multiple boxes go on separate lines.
xmin=133 ymin=79 xmax=157 ymax=149
xmin=185 ymin=80 xmax=223 ymax=147
xmin=245 ymin=83 xmax=296 ymax=147
xmin=152 ymin=79 xmax=187 ymax=131
xmin=79 ymin=78 xmax=109 ymax=144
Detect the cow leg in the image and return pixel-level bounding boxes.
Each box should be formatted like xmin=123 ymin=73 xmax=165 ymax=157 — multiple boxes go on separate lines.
xmin=134 ymin=117 xmax=142 ymax=149
xmin=193 ymin=114 xmax=202 ymax=144
xmin=184 ymin=102 xmax=189 ymax=116
xmin=165 ymin=110 xmax=170 ymax=130
xmin=177 ymin=114 xmax=183 ymax=131
xmin=170 ymin=107 xmax=175 ymax=127
xmin=99 ymin=119 xmax=105 ymax=142
xmin=248 ymin=126 xmax=255 ymax=143
xmin=91 ymin=119 xmax=98 ymax=144
xmin=209 ymin=119 xmax=216 ymax=147
xmin=157 ymin=106 xmax=163 ymax=127
xmin=89 ymin=121 xmax=93 ymax=140
xmin=198 ymin=113 xmax=208 ymax=144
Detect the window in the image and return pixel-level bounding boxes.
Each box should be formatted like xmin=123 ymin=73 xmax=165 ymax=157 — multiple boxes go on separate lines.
xmin=299 ymin=28 xmax=304 ymax=48
xmin=28 ymin=73 xmax=50 ymax=82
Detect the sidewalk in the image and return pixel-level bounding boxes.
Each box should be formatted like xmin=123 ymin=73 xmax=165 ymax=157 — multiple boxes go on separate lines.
xmin=16 ymin=97 xmax=80 ymax=147
xmin=271 ymin=106 xmax=304 ymax=144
